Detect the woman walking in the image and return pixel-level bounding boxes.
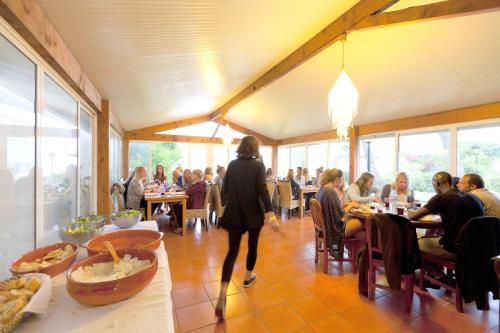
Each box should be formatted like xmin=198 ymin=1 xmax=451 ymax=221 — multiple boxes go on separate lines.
xmin=216 ymin=136 xmax=279 ymax=319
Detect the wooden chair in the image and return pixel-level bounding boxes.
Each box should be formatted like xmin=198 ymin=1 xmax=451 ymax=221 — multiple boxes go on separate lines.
xmin=211 ymin=184 xmax=225 ymax=226
xmin=110 ymin=183 xmax=125 ymax=212
xmin=185 ymin=185 xmax=212 ymax=231
xmin=277 ymin=181 xmax=299 ymax=219
xmin=310 ymin=199 xmax=360 ymax=273
xmin=366 ymin=215 xmax=414 ymax=313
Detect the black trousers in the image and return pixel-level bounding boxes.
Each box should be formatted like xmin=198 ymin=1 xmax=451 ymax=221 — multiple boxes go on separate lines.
xmin=221 ymin=227 xmax=262 ymax=283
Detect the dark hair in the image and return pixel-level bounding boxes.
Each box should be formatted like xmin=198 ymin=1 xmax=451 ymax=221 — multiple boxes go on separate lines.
xmin=237 ymin=136 xmax=259 ymax=159
xmin=266 ymin=168 xmax=273 ymax=176
xmin=465 ymin=173 xmax=485 ymax=189
xmin=434 ymin=171 xmax=452 ymax=186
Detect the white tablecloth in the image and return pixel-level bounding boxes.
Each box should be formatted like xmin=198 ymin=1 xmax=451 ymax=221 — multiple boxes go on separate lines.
xmin=17 ymin=222 xmax=175 ymax=333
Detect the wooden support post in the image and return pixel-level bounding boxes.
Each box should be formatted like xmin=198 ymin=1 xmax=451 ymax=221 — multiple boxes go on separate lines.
xmin=349 ymin=126 xmax=359 ymax=184
xmin=97 ymin=99 xmax=110 ymax=220
xmin=123 ymin=138 xmax=129 ymax=180
xmin=272 ymin=145 xmax=278 ymax=177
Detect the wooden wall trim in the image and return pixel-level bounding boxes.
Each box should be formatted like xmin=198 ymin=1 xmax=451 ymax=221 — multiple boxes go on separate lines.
xmin=127 ymin=114 xmax=211 ymax=136
xmin=97 ymin=99 xmax=110 ymax=220
xmin=351 ymin=0 xmax=500 ymax=31
xmin=126 ymin=131 xmax=242 ymax=145
xmin=109 ymin=110 xmax=125 ymax=138
xmin=277 ymin=129 xmax=338 ymax=146
xmin=358 ymin=101 xmax=500 ymax=136
xmin=122 ymin=139 xmax=129 ymax=180
xmin=348 ymin=126 xmax=359 ymax=184
xmin=221 ymin=120 xmax=276 ymax=146
xmin=209 ymin=0 xmax=397 ymax=121
xmin=0 ymin=0 xmax=102 ymax=112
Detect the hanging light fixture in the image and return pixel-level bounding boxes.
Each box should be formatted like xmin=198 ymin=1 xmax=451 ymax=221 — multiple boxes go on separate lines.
xmin=220 ymin=123 xmax=233 ymax=147
xmin=328 ymin=34 xmax=358 ymax=140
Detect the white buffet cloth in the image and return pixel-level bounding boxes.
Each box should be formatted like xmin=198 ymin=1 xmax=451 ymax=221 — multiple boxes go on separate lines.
xmin=17 ymin=221 xmax=175 ymax=333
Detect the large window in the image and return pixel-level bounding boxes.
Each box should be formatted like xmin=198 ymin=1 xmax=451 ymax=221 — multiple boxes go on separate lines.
xmin=359 ymin=135 xmax=395 ymax=190
xmin=109 ymin=129 xmax=122 ymax=183
xmin=79 ymin=108 xmax=94 ymax=215
xmin=307 ymin=143 xmax=327 ymax=173
xmin=458 ymin=124 xmax=500 ymax=195
xmin=0 ymin=34 xmax=36 ymax=278
xmin=399 ymin=130 xmax=450 ymax=200
xmin=260 ymin=146 xmax=272 ymax=170
xmin=212 ymin=145 xmax=228 ymax=171
xmin=41 ymin=74 xmax=78 ymax=244
xmin=328 ymin=141 xmax=349 ymax=181
xmin=190 ymin=144 xmax=207 ymax=171
xmin=290 ymin=146 xmax=306 ymax=171
xmin=278 ymin=147 xmax=290 ymax=179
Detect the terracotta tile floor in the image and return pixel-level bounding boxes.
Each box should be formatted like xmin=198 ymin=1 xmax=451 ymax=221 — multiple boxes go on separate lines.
xmin=162 ymin=217 xmax=498 ymax=333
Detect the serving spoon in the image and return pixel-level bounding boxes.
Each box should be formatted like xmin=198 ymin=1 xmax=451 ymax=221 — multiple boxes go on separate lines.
xmin=103 ymin=241 xmax=120 ymax=265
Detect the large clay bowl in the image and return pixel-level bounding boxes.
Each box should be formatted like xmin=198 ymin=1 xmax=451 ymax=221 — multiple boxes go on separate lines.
xmin=66 ymin=248 xmax=158 ymax=306
xmin=10 ymin=242 xmax=78 ymax=277
xmin=86 ymin=229 xmax=162 ymax=256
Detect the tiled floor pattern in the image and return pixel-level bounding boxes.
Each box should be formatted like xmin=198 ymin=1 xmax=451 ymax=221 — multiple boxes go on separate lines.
xmin=162 ymin=217 xmax=498 ymax=333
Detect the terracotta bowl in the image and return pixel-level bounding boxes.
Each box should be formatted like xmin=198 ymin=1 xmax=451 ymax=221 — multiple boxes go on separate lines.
xmin=86 ymin=229 xmax=162 ymax=256
xmin=66 ymin=248 xmax=158 ymax=306
xmin=10 ymin=242 xmax=78 ymax=277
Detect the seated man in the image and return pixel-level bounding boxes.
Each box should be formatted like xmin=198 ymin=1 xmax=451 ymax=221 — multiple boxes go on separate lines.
xmin=408 ymin=171 xmax=484 ymax=284
xmin=457 ymin=173 xmax=500 ymax=218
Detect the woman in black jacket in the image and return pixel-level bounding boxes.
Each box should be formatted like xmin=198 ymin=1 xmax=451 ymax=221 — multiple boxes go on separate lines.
xmin=216 ymin=136 xmax=279 ymax=319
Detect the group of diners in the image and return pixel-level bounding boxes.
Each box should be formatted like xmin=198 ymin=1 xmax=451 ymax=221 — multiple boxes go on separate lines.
xmin=122 ymin=163 xmax=226 ymax=234
xmin=312 ymin=166 xmax=499 ymax=291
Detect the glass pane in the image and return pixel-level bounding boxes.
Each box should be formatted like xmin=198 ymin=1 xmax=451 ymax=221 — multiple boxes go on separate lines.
xmin=176 ymin=142 xmax=189 ymax=170
xmin=212 ymin=145 xmax=228 ymax=170
xmin=307 ymin=143 xmax=327 ymax=173
xmin=229 ymin=144 xmax=238 ymax=163
xmin=151 ymin=142 xmax=184 ymax=178
xmin=328 ymin=141 xmax=350 ymax=182
xmin=0 ymin=35 xmax=36 ymax=279
xmin=359 ymin=136 xmax=395 ymax=190
xmin=458 ymin=124 xmax=500 ymax=196
xmin=260 ymin=146 xmax=272 ymax=170
xmin=278 ymin=147 xmax=290 ymax=179
xmin=399 ymin=130 xmax=450 ymax=201
xmin=109 ymin=131 xmax=122 ymax=183
xmin=190 ymin=144 xmax=207 ymax=171
xmin=290 ymin=146 xmax=306 ymax=170
xmin=129 ymin=141 xmax=151 ymax=178
xmin=41 ymin=74 xmax=78 ymax=244
xmin=79 ymin=109 xmax=93 ymax=215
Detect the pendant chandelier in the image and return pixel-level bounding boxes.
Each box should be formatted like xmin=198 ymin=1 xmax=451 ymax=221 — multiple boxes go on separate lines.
xmin=328 ymin=34 xmax=358 ymax=140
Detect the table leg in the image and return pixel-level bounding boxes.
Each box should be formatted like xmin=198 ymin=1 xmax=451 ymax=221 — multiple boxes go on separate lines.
xmin=147 ymin=201 xmax=152 ymax=221
xmin=299 ymin=191 xmax=304 ymax=219
xmin=182 ymin=198 xmax=186 ymax=236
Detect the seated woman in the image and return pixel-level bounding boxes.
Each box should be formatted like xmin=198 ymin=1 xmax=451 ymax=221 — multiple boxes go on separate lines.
xmin=125 ymin=166 xmax=147 ymax=210
xmin=182 ymin=169 xmax=192 ymax=189
xmin=154 ymin=164 xmax=167 ymax=184
xmin=315 ymin=169 xmax=364 ymax=259
xmin=295 ymin=166 xmax=305 ymax=187
xmin=213 ymin=166 xmax=225 ymax=188
xmin=204 ymin=167 xmax=213 ymax=182
xmin=302 ymin=168 xmax=313 ymax=211
xmin=286 ymin=168 xmax=301 ymax=200
xmin=381 ymin=172 xmax=415 ymax=203
xmin=347 ymin=172 xmax=380 ymax=204
xmin=173 ymin=169 xmax=207 ymax=234
xmin=172 ymin=169 xmax=182 ymax=188
xmin=265 ymin=168 xmax=275 ymax=183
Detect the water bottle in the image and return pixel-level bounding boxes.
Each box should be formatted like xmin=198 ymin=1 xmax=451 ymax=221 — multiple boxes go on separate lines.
xmin=389 ymin=185 xmax=398 ymax=214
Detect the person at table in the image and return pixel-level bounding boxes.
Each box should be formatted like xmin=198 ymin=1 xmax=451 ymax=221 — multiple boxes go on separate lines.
xmin=295 ymin=166 xmax=305 ymax=186
xmin=125 ymin=166 xmax=147 ymax=210
xmin=172 ymin=169 xmax=207 ymax=234
xmin=153 ymin=164 xmax=167 ymax=184
xmin=457 ymin=173 xmax=500 ymax=217
xmin=213 ymin=165 xmax=225 ymax=188
xmin=286 ymin=168 xmax=300 ymax=200
xmin=182 ymin=169 xmax=192 ymax=189
xmin=302 ymin=168 xmax=313 ymax=211
xmin=347 ymin=172 xmax=380 ymax=203
xmin=204 ymin=167 xmax=213 ymax=182
xmin=216 ymin=135 xmax=279 ymax=319
xmin=408 ymin=171 xmax=484 ymax=284
xmin=172 ymin=169 xmax=182 ymax=188
xmin=381 ymin=172 xmax=415 ymax=204
xmin=313 ymin=168 xmax=323 ymax=187
xmin=265 ymin=168 xmax=274 ymax=182
xmin=316 ymin=169 xmax=364 ymax=259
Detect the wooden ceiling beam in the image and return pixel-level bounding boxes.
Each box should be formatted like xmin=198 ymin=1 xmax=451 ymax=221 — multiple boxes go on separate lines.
xmin=220 ymin=120 xmax=276 ymax=146
xmin=0 ymin=0 xmax=103 ymax=112
xmin=208 ymin=0 xmax=399 ymax=121
xmin=351 ymin=0 xmax=500 ymax=31
xmin=126 ymin=131 xmax=241 ymax=145
xmin=126 ymin=114 xmax=211 ymax=137
xmin=277 ymin=129 xmax=339 ymax=146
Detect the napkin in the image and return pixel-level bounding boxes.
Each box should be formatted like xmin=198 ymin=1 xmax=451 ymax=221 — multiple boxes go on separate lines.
xmin=21 ymin=273 xmax=52 ymax=315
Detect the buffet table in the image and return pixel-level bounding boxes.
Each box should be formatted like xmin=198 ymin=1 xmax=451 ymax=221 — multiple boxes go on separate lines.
xmin=16 ymin=222 xmax=175 ymax=333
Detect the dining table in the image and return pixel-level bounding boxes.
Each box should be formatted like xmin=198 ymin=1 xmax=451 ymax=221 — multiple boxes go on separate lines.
xmin=349 ymin=205 xmax=443 ymax=230
xmin=299 ymin=186 xmax=320 ymax=219
xmin=16 ymin=221 xmax=175 ymax=333
xmin=144 ymin=192 xmax=189 ymax=235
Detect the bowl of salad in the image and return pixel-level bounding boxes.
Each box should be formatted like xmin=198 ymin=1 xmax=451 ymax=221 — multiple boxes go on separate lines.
xmin=111 ymin=209 xmax=142 ymax=229
xmin=58 ymin=215 xmax=107 ymax=246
